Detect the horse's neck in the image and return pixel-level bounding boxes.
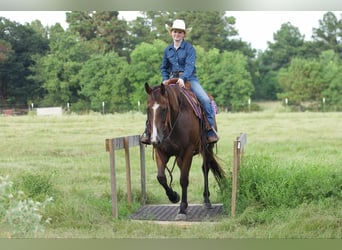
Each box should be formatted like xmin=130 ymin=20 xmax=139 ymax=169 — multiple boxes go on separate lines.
xmin=167 ymin=87 xmax=182 ymax=112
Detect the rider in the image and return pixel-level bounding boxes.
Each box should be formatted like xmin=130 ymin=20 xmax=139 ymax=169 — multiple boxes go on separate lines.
xmin=140 ymin=19 xmax=219 ymax=145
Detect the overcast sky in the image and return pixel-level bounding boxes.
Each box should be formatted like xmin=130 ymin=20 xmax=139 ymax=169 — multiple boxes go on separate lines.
xmin=0 ymin=11 xmax=341 ymax=51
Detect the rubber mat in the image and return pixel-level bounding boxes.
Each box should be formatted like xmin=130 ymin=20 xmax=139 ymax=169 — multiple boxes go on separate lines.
xmin=130 ymin=204 xmax=225 ymax=222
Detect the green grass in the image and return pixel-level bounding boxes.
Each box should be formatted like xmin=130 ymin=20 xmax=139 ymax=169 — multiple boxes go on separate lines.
xmin=0 ymin=108 xmax=341 ymax=238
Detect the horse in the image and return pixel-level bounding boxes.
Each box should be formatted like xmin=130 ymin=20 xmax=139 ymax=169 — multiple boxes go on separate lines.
xmin=144 ymin=80 xmax=225 ymax=220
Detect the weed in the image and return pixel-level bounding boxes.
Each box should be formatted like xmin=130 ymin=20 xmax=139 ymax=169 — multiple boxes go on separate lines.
xmin=14 ymin=172 xmax=56 ymax=201
xmin=221 ymin=155 xmax=342 ymax=224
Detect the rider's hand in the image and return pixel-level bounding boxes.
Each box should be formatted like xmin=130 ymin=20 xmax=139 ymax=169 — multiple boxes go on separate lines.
xmin=177 ymin=78 xmax=185 ymax=88
xmin=162 ymin=80 xmax=168 ymax=85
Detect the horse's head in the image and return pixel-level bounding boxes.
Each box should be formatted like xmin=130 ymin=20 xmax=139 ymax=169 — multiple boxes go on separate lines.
xmin=145 ymin=82 xmax=173 ymax=145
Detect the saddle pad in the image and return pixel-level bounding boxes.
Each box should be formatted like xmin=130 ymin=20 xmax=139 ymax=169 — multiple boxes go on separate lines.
xmin=179 ymin=87 xmax=202 ymax=119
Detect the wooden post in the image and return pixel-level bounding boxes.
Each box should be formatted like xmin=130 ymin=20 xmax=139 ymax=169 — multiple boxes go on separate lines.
xmin=231 ymin=133 xmax=247 ymax=218
xmin=124 ymin=137 xmax=132 ymax=207
xmin=105 ymin=138 xmax=118 ymax=218
xmin=231 ymin=138 xmax=239 ymax=217
xmin=140 ymin=143 xmax=146 ymax=205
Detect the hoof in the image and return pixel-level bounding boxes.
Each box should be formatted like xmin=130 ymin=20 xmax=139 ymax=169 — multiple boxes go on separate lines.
xmin=175 ymin=213 xmax=187 ymax=221
xmin=169 ymin=191 xmax=180 ymax=204
xmin=203 ymin=202 xmax=213 ymax=209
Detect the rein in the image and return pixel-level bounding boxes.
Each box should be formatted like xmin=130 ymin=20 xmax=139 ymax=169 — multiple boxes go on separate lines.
xmin=166 ymin=157 xmax=177 ymax=188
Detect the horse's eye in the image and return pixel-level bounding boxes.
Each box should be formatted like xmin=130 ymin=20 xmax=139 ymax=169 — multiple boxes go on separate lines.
xmin=160 ymin=107 xmax=167 ymax=120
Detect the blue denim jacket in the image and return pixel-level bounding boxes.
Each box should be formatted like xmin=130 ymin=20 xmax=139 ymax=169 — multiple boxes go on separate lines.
xmin=160 ymin=40 xmax=197 ymax=82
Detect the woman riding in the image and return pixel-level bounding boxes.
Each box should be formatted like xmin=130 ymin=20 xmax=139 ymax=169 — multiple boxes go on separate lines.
xmin=141 ymin=19 xmax=219 ymax=145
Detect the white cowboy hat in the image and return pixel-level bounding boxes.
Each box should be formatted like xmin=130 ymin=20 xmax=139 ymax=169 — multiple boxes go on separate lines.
xmin=165 ymin=19 xmax=192 ymax=34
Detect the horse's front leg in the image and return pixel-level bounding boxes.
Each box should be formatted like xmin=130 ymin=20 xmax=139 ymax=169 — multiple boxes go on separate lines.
xmin=175 ymin=150 xmax=193 ymax=220
xmin=155 ymin=152 xmax=180 ymax=203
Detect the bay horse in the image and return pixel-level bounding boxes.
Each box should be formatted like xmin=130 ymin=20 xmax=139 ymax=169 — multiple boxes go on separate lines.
xmin=144 ymin=81 xmax=225 ymax=220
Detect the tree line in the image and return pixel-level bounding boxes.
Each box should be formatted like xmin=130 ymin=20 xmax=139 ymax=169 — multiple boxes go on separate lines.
xmin=0 ymin=11 xmax=341 ymax=112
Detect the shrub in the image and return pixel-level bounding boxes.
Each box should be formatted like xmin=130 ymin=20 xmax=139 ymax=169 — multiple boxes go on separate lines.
xmin=0 ymin=175 xmax=53 ymax=238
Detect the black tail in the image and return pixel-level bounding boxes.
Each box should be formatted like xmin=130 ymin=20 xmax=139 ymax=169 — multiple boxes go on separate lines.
xmin=206 ymin=144 xmax=226 ymax=185
xmin=199 ymin=111 xmax=225 ymax=187
xmin=200 ymin=129 xmax=226 ymax=188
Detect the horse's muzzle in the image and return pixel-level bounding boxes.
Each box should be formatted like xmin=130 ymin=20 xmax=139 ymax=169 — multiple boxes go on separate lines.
xmin=151 ymin=132 xmax=164 ymax=145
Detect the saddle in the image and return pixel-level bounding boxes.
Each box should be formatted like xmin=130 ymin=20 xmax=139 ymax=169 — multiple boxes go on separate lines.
xmin=163 ymin=78 xmax=217 ymax=131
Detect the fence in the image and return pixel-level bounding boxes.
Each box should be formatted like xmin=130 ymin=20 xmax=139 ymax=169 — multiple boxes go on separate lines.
xmin=105 ymin=135 xmax=146 ymax=218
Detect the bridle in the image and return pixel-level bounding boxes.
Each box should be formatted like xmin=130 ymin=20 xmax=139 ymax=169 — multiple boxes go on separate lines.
xmin=151 ymin=84 xmax=183 ymax=143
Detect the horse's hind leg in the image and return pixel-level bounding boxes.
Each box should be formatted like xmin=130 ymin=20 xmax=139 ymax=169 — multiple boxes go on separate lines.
xmin=202 ymin=162 xmax=212 ymax=209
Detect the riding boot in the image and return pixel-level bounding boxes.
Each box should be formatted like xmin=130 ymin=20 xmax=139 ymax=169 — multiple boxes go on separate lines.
xmin=140 ymin=125 xmax=151 ymax=145
xmin=207 ymin=127 xmax=219 ymax=144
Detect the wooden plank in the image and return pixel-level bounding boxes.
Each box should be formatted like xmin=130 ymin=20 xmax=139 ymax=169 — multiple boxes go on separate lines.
xmin=111 ymin=135 xmax=141 ymax=150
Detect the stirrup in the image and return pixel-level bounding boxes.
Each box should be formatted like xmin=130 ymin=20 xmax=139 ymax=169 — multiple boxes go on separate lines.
xmin=140 ymin=133 xmax=151 ymax=145
xmin=207 ymin=135 xmax=219 ymax=144
xmin=207 ymin=127 xmax=219 ymax=144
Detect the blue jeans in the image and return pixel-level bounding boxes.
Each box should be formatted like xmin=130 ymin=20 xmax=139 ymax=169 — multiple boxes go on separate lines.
xmin=188 ymin=77 xmax=215 ymax=129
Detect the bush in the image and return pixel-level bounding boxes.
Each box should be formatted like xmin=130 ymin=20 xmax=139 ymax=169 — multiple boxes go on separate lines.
xmin=0 ymin=175 xmax=53 ymax=238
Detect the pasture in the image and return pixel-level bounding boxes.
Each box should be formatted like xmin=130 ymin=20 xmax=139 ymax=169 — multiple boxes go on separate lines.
xmin=0 ymin=106 xmax=341 ymax=238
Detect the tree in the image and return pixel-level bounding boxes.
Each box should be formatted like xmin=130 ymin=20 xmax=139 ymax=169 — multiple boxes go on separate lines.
xmin=320 ymin=50 xmax=342 ymax=111
xmin=0 ymin=18 xmax=49 ymax=106
xmin=266 ymin=22 xmax=305 ymax=70
xmin=184 ymin=11 xmax=238 ymax=51
xmin=196 ymin=46 xmax=222 ymax=95
xmin=215 ymin=51 xmax=253 ymax=111
xmin=197 ymin=48 xmax=253 ymax=111
xmin=277 ymin=57 xmax=325 ymax=110
xmin=256 ymin=22 xmax=305 ymax=100
xmin=278 ymin=50 xmax=342 ymax=111
xmin=128 ymin=39 xmax=167 ymax=108
xmin=66 ymin=11 xmax=130 ymax=57
xmin=129 ymin=11 xmax=239 ymax=52
xmin=30 ymin=25 xmax=96 ymax=107
xmin=0 ymin=39 xmax=12 ymax=105
xmin=126 ymin=15 xmax=154 ymax=55
xmin=0 ymin=39 xmax=11 ymax=63
xmin=312 ymin=11 xmax=342 ymax=56
xmin=78 ymin=52 xmax=130 ymax=112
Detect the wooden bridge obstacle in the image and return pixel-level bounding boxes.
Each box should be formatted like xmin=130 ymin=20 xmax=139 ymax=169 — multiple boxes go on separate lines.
xmin=105 ymin=132 xmax=247 ymax=219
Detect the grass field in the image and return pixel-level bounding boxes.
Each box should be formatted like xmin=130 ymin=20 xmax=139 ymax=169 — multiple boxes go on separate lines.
xmin=0 ymin=106 xmax=341 ymax=238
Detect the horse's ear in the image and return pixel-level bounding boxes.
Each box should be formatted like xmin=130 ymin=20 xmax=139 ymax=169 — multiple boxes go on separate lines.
xmin=145 ymin=82 xmax=152 ymax=95
xmin=160 ymin=83 xmax=166 ymax=95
